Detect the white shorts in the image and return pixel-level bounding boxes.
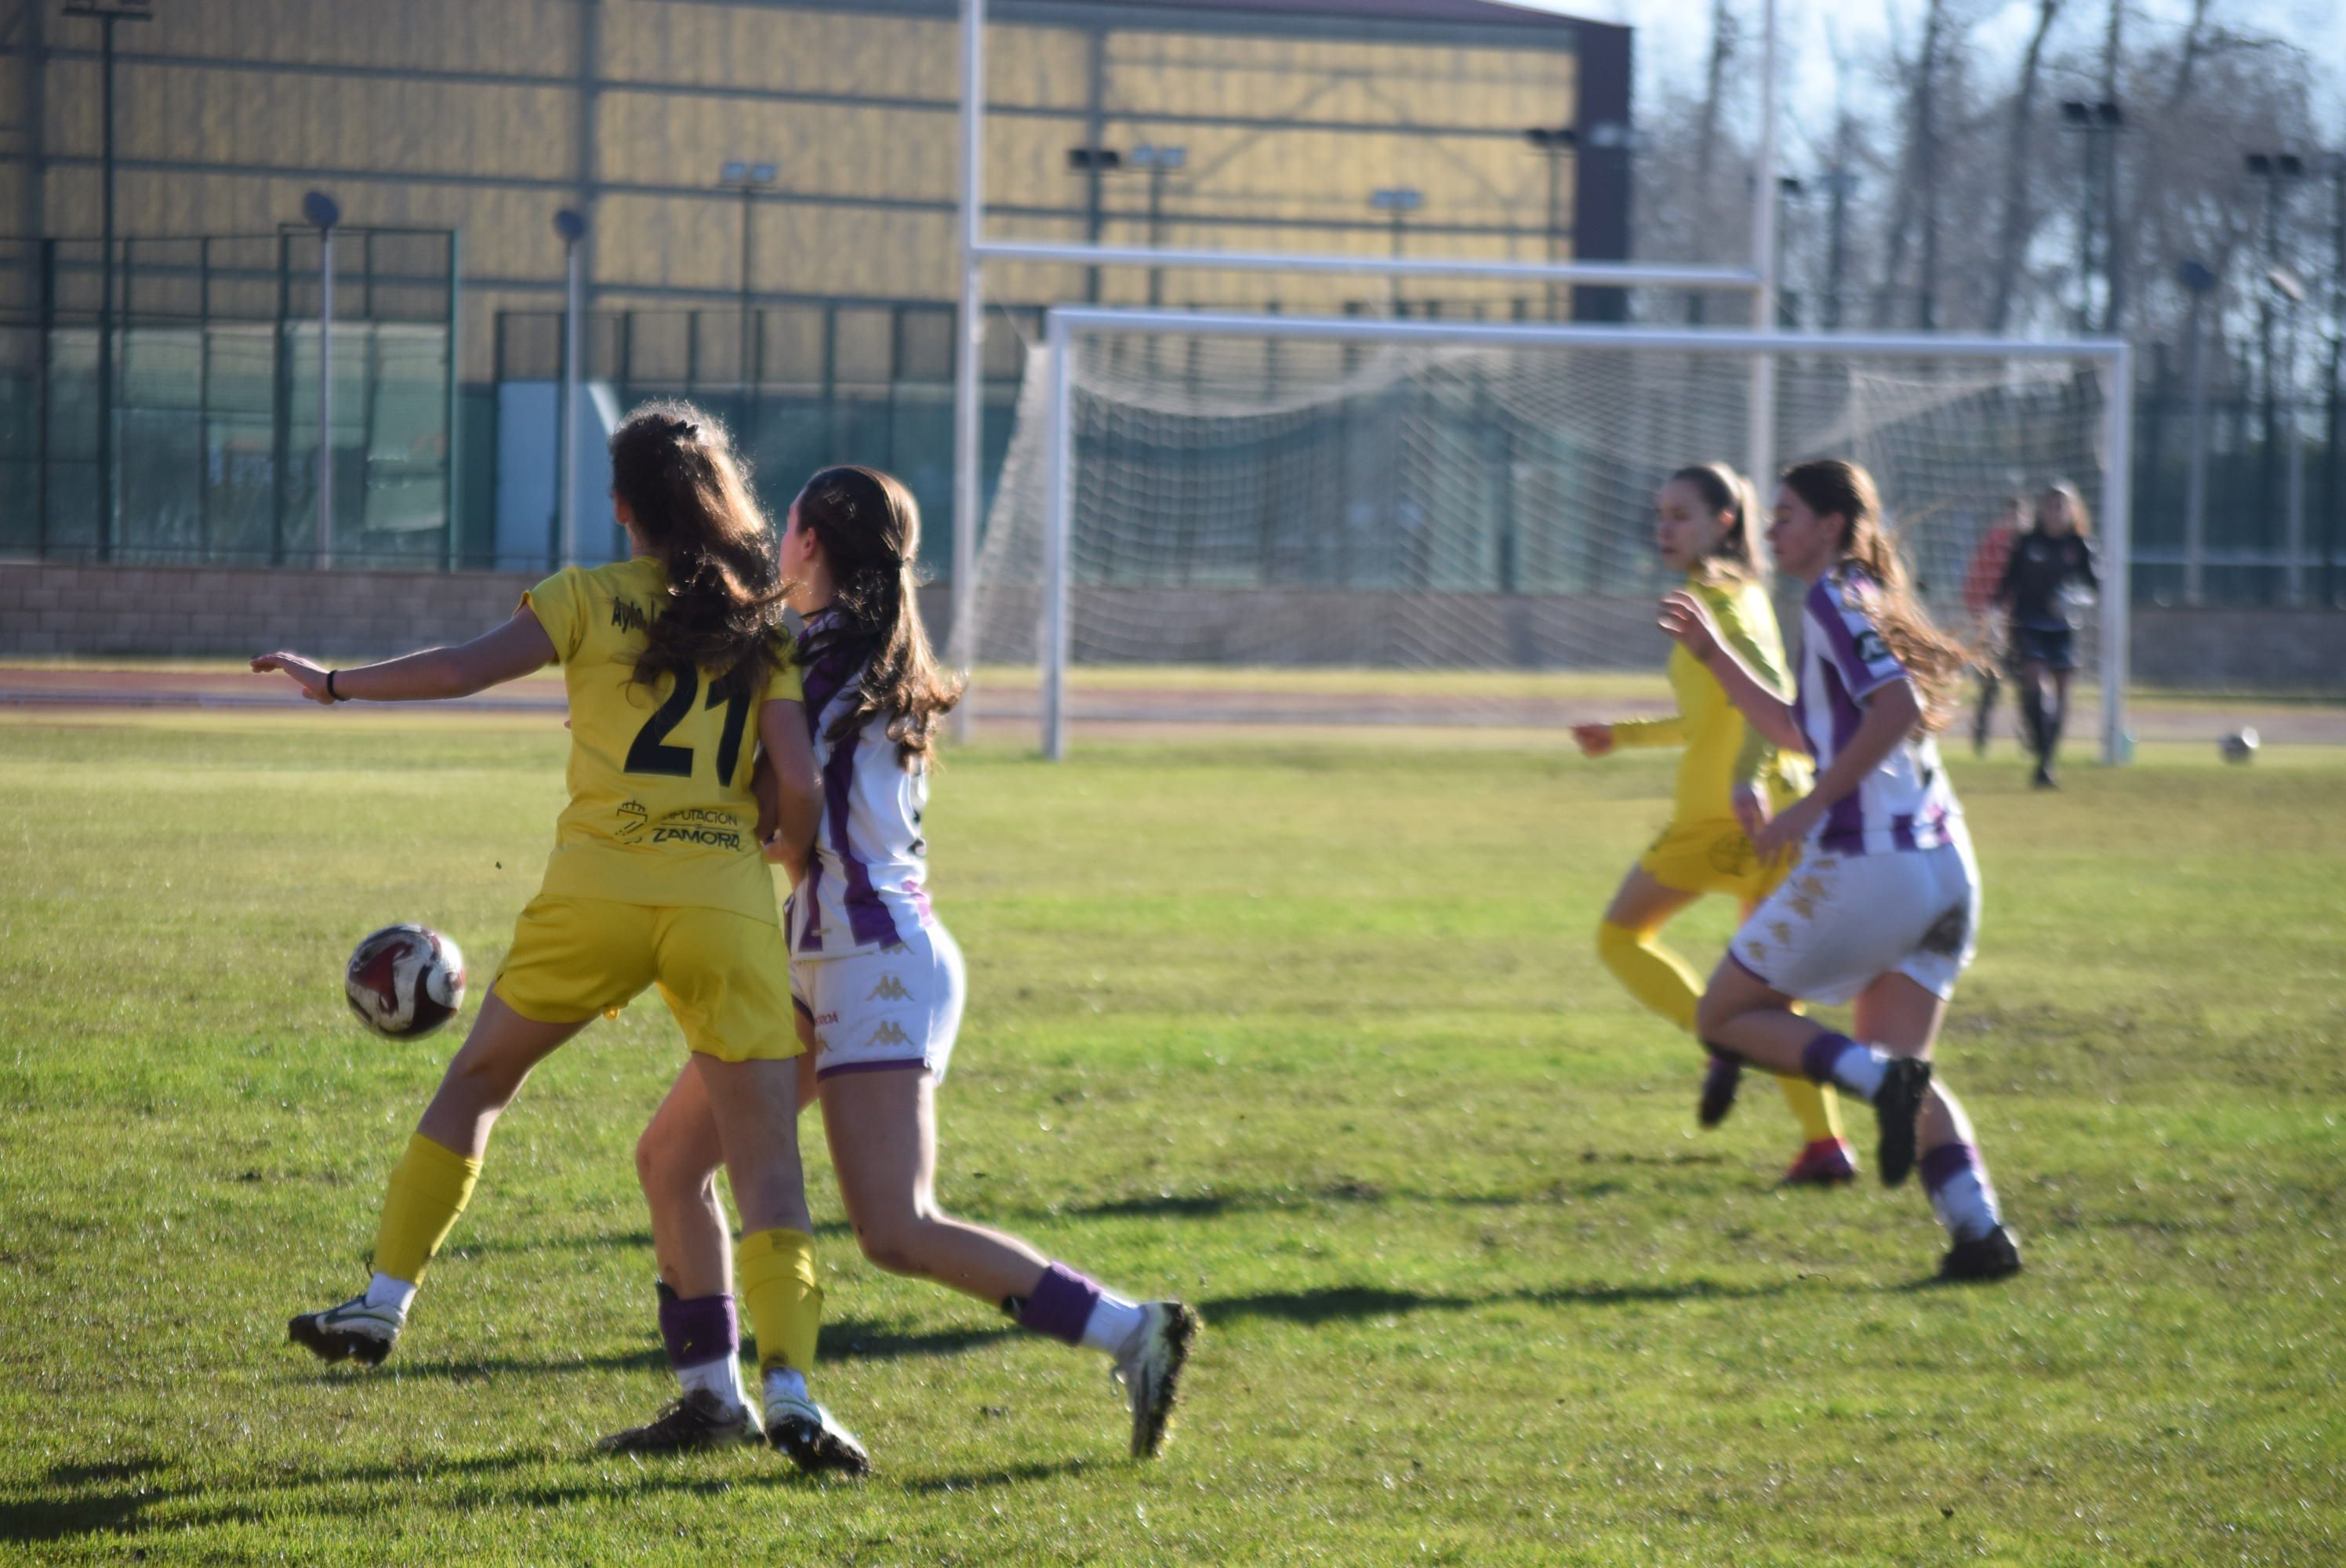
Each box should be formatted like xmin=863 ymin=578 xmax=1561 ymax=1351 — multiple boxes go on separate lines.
xmin=790 ymin=922 xmax=964 ymax=1083
xmin=1728 ymin=836 xmax=1979 ymax=1006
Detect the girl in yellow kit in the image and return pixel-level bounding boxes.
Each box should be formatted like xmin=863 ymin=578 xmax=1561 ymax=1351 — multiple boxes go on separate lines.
xmin=1571 ymin=463 xmax=1858 ymax=1185
xmin=252 ymin=402 xmax=869 ymax=1475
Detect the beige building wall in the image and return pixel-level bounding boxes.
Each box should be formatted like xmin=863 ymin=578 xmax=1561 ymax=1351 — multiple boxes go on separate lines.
xmin=8 ymin=0 xmax=1596 ymax=379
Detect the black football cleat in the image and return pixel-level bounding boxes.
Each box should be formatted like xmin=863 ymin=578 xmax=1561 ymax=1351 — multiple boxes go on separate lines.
xmin=289 ymin=1296 xmax=399 ymax=1367
xmin=1939 ymin=1225 xmax=2024 ymax=1282
xmin=597 ymin=1388 xmax=760 ymax=1453
xmin=1697 ymin=1049 xmax=1744 ymax=1128
xmin=764 ymin=1391 xmax=872 ymax=1478
xmin=1869 ymin=1057 xmax=1934 ymax=1188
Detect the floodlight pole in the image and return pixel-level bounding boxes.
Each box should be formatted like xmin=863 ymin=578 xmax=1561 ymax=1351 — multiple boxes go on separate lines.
xmin=555 ymin=209 xmax=587 ymax=568
xmin=950 ymin=0 xmax=986 ymax=745
xmin=1746 ymin=0 xmax=1780 ymax=490
xmin=304 ymin=190 xmax=341 ymax=568
xmin=67 ymin=2 xmax=151 ymax=561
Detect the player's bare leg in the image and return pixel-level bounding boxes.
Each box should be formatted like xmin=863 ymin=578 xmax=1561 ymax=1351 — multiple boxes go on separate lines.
xmin=692 ymin=1051 xmax=869 ymax=1475
xmin=292 ymin=996 xmax=586 ymax=1365
xmin=1853 ymin=976 xmax=2018 ymax=1279
xmin=1695 ymin=960 xmax=1932 ymax=1188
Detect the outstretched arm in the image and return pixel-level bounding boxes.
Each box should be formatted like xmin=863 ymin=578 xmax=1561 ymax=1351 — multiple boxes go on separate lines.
xmin=1658 ymin=590 xmax=1804 ymax=753
xmin=252 ymin=609 xmax=557 ymax=705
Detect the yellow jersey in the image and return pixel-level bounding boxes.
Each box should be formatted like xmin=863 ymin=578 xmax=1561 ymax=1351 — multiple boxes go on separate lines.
xmin=1611 ymin=573 xmax=1808 ymax=824
xmin=522 ymin=557 xmax=801 ymax=924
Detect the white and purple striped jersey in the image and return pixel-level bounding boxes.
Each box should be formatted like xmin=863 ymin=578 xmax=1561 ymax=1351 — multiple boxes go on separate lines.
xmin=785 ymin=612 xmax=935 ymax=956
xmin=1792 ymin=567 xmax=1964 ymax=857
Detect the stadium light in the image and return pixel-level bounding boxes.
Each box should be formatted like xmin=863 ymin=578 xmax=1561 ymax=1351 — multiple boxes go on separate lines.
xmin=2061 ymin=100 xmax=2126 ymax=332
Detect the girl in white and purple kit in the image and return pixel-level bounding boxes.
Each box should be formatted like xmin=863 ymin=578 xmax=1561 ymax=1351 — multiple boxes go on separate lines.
xmin=608 ymin=465 xmax=1199 ymax=1463
xmin=1659 ymin=458 xmax=2021 ymax=1282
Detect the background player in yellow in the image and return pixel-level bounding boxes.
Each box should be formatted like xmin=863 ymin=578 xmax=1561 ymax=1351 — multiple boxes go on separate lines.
xmin=252 ymin=402 xmax=868 ymax=1473
xmin=1571 ymin=463 xmax=1858 ymax=1186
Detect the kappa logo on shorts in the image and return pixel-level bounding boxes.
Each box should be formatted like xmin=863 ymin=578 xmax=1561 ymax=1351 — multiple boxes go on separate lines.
xmin=864 ymin=1021 xmax=913 ymax=1051
xmin=1769 ymin=920 xmax=1794 ymax=945
xmin=1786 ymin=894 xmax=1818 ymax=920
xmin=867 ymin=975 xmax=911 ymax=1002
xmin=1709 ymin=832 xmax=1756 ymax=877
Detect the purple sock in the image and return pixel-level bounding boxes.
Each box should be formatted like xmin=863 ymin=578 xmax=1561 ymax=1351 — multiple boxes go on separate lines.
xmin=658 ymin=1288 xmax=739 ymax=1371
xmin=1920 ymin=1142 xmax=2002 ymax=1242
xmin=1800 ymin=1031 xmax=1858 ymax=1085
xmin=1015 ymin=1262 xmax=1103 ymax=1348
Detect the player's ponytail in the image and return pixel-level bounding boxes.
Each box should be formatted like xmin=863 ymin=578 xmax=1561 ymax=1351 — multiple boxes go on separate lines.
xmin=1780 ymin=457 xmax=1968 ymax=731
xmin=1669 ymin=461 xmax=1766 ymax=586
xmin=608 ymin=401 xmax=786 ymax=702
xmin=792 ymin=465 xmax=964 ymax=768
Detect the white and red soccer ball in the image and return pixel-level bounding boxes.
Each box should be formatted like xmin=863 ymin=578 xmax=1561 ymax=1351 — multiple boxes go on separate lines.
xmin=345 ymin=924 xmax=467 ymax=1039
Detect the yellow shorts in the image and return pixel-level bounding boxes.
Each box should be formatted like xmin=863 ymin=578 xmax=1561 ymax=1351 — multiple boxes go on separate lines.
xmin=1637 ymin=817 xmax=1794 ymax=905
xmin=492 ymin=895 xmax=801 ymax=1064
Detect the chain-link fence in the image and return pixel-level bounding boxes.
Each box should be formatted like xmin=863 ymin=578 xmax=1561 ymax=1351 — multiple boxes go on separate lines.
xmin=0 ymin=229 xmax=459 ymax=568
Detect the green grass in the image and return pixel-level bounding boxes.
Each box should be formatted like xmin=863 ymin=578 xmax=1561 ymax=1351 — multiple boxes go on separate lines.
xmin=2 ymin=710 xmax=2342 ymax=1564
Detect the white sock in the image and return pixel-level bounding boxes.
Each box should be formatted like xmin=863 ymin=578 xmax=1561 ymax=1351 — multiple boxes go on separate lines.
xmin=1829 ymin=1045 xmax=1891 ymax=1100
xmin=1929 ymin=1168 xmax=2003 ymax=1243
xmin=364 ymin=1272 xmax=417 ymax=1319
xmin=678 ymin=1356 xmax=746 ymax=1409
xmin=1080 ymin=1292 xmax=1147 ymax=1356
xmin=762 ymin=1366 xmax=810 ymax=1409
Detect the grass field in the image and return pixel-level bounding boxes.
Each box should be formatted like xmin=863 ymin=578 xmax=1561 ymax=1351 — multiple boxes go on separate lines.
xmin=3 ymin=708 xmax=2343 ymax=1564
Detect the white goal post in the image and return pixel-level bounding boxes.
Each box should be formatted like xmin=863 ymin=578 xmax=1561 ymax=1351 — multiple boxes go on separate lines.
xmin=995 ymin=307 xmax=2133 ymax=764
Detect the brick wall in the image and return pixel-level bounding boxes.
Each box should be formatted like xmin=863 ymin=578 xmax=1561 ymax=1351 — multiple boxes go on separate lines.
xmin=3 ymin=560 xmax=2342 ymax=693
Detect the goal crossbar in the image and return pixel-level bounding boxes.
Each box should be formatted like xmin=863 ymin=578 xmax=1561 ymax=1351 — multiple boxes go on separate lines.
xmin=1026 ymin=307 xmax=2134 ymax=764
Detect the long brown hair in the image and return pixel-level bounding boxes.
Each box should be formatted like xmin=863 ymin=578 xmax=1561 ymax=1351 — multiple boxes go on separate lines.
xmin=793 ymin=465 xmax=963 ymax=767
xmin=1780 ymin=458 xmax=1967 ymax=731
xmin=1668 ymin=461 xmax=1766 ymax=586
xmin=608 ymin=401 xmax=788 ymax=703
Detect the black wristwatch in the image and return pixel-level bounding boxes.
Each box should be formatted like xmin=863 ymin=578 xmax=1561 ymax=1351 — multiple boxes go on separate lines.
xmin=326 ymin=670 xmax=343 ymax=702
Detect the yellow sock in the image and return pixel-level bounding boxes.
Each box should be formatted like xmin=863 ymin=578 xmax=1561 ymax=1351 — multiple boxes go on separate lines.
xmin=1596 ymin=920 xmax=1701 ymax=1034
xmin=1776 ymin=1074 xmax=1846 ymax=1143
xmin=371 ymin=1132 xmax=482 ymax=1284
xmin=736 ymin=1227 xmax=822 ymax=1377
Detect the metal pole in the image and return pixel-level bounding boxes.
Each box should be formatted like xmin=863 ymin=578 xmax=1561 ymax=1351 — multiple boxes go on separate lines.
xmin=2259 ymin=176 xmax=2280 ymax=585
xmin=1146 ymin=167 xmax=1165 ymax=308
xmin=1040 ymin=314 xmax=1073 ymax=761
xmin=739 ymin=183 xmax=759 ymax=456
xmin=35 ymin=239 xmax=53 ymax=558
xmin=561 ymin=234 xmax=583 ymax=565
xmin=96 ymin=13 xmax=115 ymax=561
xmin=1746 ymin=0 xmax=1780 ymax=488
xmin=443 ymin=227 xmax=461 ymax=572
xmin=950 ymin=0 xmax=986 ymax=745
xmin=2284 ymin=299 xmax=2306 ymax=604
xmin=318 ymin=226 xmax=335 ymax=567
xmin=2181 ymin=288 xmax=2211 ymax=604
xmin=2099 ymin=340 xmax=2133 ymax=764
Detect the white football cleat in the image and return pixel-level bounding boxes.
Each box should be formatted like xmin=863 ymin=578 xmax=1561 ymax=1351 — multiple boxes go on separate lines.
xmin=288 ymin=1294 xmax=401 ymax=1367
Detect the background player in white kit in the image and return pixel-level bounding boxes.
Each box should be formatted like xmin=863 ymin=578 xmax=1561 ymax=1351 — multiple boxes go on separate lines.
xmin=1658 ymin=458 xmax=2022 ymax=1282
xmin=616 ymin=466 xmax=1198 ymax=1462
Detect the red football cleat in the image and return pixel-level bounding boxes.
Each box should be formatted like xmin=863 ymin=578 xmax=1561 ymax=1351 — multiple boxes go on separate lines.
xmin=1781 ymin=1138 xmax=1860 ymax=1187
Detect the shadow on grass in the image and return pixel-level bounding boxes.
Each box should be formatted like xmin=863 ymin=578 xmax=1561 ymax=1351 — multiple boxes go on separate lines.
xmin=346 ymin=1315 xmax=1016 ymax=1386
xmin=1201 ymin=1275 xmax=1802 ymax=1327
xmin=902 ymin=1456 xmax=1096 ymax=1494
xmin=1000 ymin=1165 xmax=1734 ymax=1225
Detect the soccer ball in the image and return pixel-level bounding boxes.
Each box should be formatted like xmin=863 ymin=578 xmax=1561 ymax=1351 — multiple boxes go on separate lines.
xmin=345 ymin=924 xmax=467 ymax=1039
xmin=2220 ymin=728 xmax=2260 ymax=764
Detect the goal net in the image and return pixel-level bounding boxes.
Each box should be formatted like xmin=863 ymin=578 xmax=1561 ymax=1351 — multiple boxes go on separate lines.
xmin=956 ymin=311 xmax=2129 ymax=752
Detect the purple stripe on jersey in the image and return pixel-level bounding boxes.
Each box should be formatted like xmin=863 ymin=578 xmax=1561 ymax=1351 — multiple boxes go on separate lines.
xmin=822 ymin=713 xmax=903 ymax=950
xmin=792 ymin=646 xmax=864 ymax=954
xmin=1890 ymin=813 xmax=1916 ymax=851
xmin=1806 ymin=578 xmax=1872 ymax=691
xmin=1815 ymin=660 xmax=1866 ymax=849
